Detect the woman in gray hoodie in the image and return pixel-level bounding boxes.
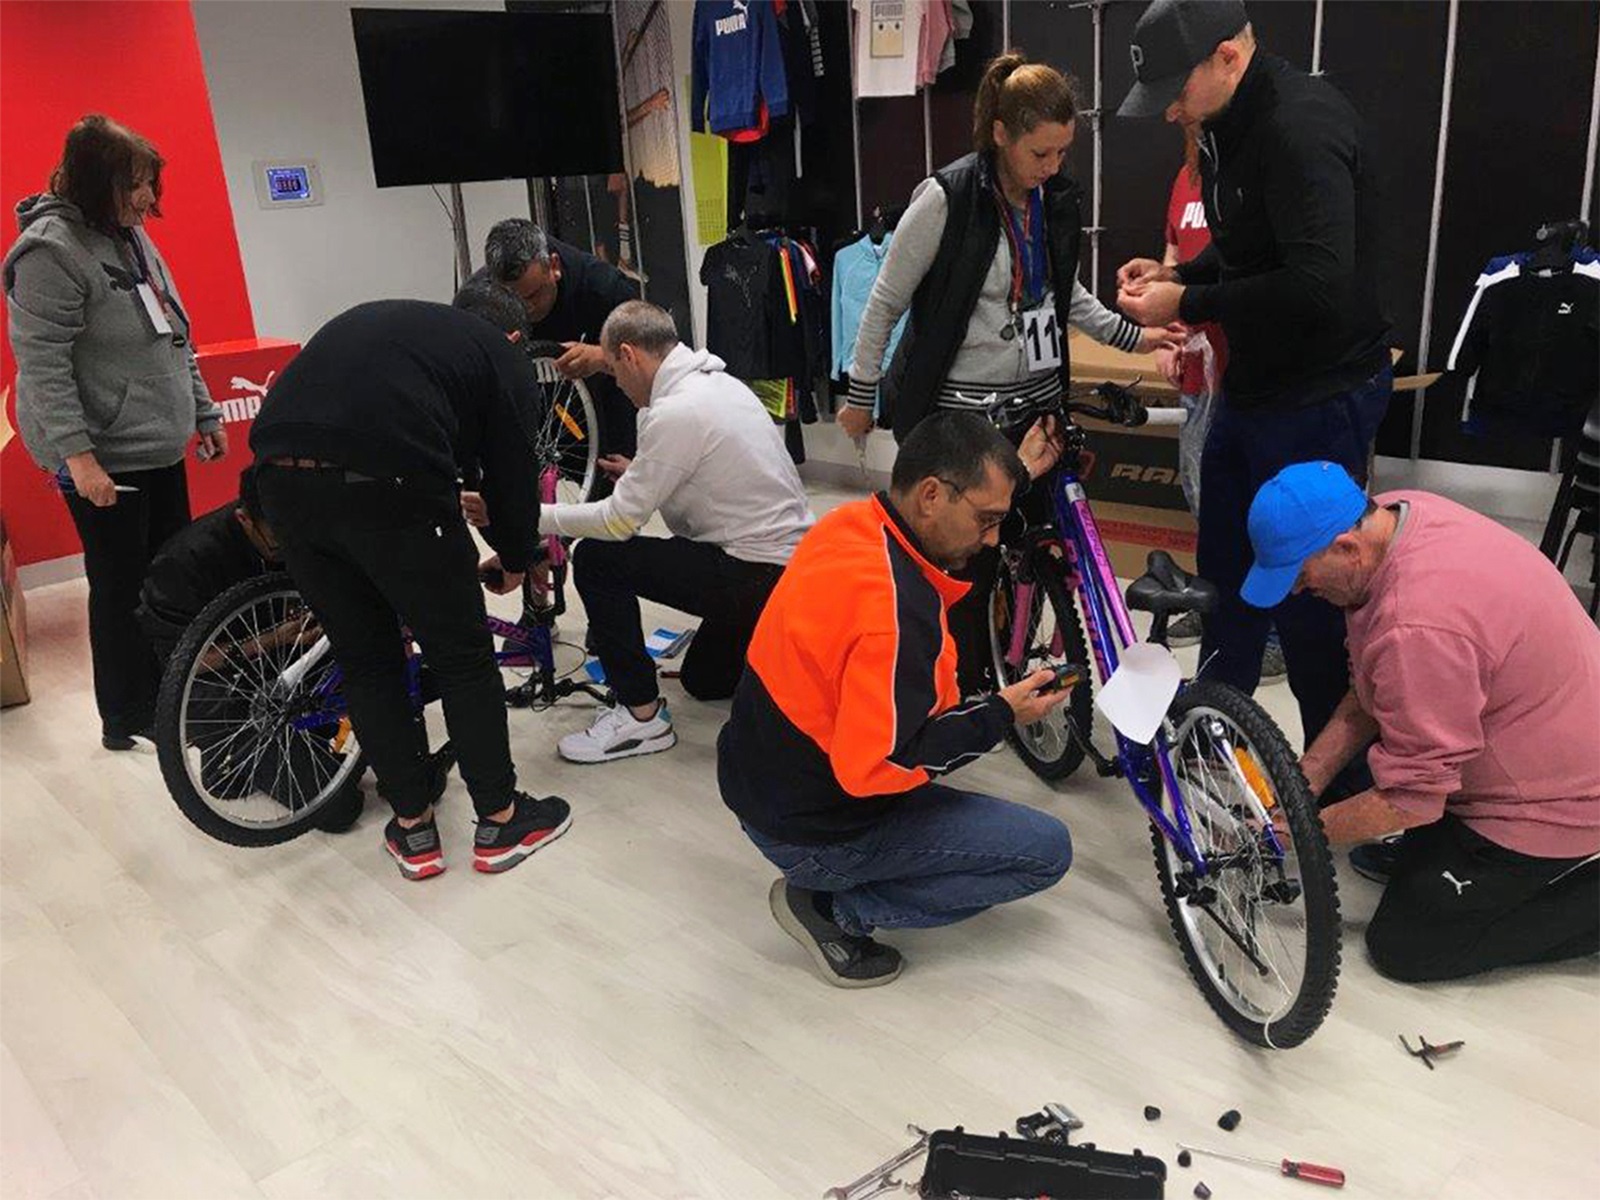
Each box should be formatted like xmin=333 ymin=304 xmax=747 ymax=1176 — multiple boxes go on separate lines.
xmin=4 ymin=115 xmax=227 ymax=749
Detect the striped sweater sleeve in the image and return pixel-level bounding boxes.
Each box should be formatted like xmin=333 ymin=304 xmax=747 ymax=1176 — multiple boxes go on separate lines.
xmin=1069 ymin=276 xmax=1144 ymax=352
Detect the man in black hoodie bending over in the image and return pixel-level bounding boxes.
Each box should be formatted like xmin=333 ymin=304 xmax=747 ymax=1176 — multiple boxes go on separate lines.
xmin=251 ymin=282 xmax=570 ymax=880
xmin=1114 ymin=0 xmax=1393 ymax=787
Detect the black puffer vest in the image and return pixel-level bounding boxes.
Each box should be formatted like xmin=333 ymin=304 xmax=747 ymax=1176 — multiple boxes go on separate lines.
xmin=880 ymin=152 xmax=1084 ymax=442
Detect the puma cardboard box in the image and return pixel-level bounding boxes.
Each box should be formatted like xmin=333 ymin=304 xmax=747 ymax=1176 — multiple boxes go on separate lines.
xmin=1066 ymin=331 xmax=1196 ymax=581
xmin=1074 ymin=414 xmax=1197 ymax=580
xmin=1 ymin=517 xmax=30 ymax=708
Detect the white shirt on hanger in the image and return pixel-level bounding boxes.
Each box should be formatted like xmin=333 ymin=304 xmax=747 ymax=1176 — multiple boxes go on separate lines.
xmin=854 ymin=0 xmax=924 ymax=99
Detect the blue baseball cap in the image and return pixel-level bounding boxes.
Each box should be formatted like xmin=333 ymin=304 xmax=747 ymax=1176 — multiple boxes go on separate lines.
xmin=1242 ymin=462 xmax=1369 ymax=608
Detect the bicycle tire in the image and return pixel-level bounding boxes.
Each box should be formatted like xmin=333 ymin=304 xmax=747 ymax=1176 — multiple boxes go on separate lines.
xmin=988 ymin=549 xmax=1093 ymax=781
xmin=526 ymin=340 xmax=604 ymax=504
xmin=1151 ymin=679 xmax=1341 ymax=1048
xmin=155 ymin=572 xmax=364 ymax=847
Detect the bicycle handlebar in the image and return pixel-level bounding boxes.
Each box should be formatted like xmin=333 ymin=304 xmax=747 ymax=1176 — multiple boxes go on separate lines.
xmin=960 ymin=379 xmax=1187 ymax=431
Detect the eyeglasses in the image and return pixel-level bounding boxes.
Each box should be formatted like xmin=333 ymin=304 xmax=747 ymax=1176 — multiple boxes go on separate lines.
xmin=938 ymin=478 xmax=1009 ymax=533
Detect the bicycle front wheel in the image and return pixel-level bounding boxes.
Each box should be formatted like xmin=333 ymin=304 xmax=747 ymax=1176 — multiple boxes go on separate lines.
xmin=155 ymin=573 xmax=364 ymax=847
xmin=527 ymin=341 xmax=603 ymax=504
xmin=988 ymin=547 xmax=1093 ymax=782
xmin=1151 ymin=680 xmax=1341 ymax=1048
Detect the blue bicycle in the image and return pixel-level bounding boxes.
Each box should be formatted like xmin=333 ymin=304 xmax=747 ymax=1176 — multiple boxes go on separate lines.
xmin=154 ymin=341 xmax=609 ymax=846
xmin=986 ymin=382 xmax=1341 ymax=1048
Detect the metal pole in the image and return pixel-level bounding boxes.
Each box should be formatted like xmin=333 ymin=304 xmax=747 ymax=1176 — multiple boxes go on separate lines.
xmin=529 ymin=178 xmax=552 ymax=233
xmin=583 ymin=178 xmax=599 ymax=253
xmin=449 ymin=182 xmax=471 ymax=285
xmin=1411 ymin=0 xmax=1460 ymax=461
xmin=1002 ymin=0 xmax=1010 ymax=49
xmin=1582 ymin=20 xmax=1600 ymax=221
xmin=1091 ymin=0 xmax=1103 ymax=296
xmin=848 ymin=1 xmax=864 ymax=229
xmin=1311 ymin=0 xmax=1325 ymax=75
xmin=923 ymin=87 xmax=934 ymax=176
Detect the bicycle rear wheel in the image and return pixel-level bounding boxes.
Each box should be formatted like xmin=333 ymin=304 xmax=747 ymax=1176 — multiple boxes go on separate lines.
xmin=526 ymin=341 xmax=603 ymax=504
xmin=988 ymin=547 xmax=1093 ymax=781
xmin=155 ymin=572 xmax=364 ymax=847
xmin=1151 ymin=680 xmax=1341 ymax=1048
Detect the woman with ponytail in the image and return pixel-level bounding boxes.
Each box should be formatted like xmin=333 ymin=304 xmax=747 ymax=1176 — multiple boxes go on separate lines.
xmin=841 ymin=53 xmax=1181 ymax=692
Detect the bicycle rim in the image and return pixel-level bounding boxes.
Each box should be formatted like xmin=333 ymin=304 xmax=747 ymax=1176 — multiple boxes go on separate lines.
xmin=528 ymin=357 xmax=600 ymax=504
xmin=175 ymin=585 xmax=362 ymax=833
xmin=1161 ymin=704 xmax=1312 ymax=1031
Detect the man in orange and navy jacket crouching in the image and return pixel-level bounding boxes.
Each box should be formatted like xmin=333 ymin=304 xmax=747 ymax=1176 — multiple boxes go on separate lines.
xmin=718 ymin=412 xmax=1077 ymax=988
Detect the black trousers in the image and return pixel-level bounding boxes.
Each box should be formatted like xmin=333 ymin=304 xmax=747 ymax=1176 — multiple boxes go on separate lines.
xmin=1366 ymin=815 xmax=1600 ymax=983
xmin=257 ymin=467 xmax=516 ymax=820
xmin=63 ymin=460 xmax=192 ymax=737
xmin=1197 ymin=369 xmax=1392 ymax=745
xmin=572 ymin=536 xmax=783 ymax=708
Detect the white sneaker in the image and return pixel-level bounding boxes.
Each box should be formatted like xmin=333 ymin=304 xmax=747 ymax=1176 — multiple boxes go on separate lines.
xmin=558 ymin=701 xmax=676 ymax=764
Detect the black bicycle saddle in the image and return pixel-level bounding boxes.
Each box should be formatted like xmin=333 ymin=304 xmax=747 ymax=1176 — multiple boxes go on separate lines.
xmin=1125 ymin=550 xmax=1220 ymax=617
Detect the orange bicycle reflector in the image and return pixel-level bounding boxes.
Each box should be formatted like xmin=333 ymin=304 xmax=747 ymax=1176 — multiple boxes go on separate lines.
xmin=1234 ymin=746 xmax=1275 ymax=810
xmin=332 ymin=717 xmax=352 ymax=753
xmin=553 ymin=403 xmax=585 ymax=441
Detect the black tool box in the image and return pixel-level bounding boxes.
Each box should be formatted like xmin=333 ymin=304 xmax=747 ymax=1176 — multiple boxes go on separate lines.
xmin=918 ymin=1128 xmax=1166 ymax=1199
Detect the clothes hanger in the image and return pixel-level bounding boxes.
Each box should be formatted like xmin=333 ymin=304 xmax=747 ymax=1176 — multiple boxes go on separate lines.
xmin=1527 ymin=218 xmax=1588 ymax=272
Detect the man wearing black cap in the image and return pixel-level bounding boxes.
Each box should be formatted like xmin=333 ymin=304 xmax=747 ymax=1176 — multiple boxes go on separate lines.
xmin=1113 ymin=0 xmax=1393 ymax=777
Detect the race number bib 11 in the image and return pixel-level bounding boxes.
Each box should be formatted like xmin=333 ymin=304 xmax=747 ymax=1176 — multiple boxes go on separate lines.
xmin=1021 ymin=302 xmax=1061 ymax=372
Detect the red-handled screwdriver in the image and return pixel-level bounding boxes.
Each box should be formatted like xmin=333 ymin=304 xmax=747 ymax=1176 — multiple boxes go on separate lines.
xmin=1178 ymin=1143 xmax=1346 ymax=1188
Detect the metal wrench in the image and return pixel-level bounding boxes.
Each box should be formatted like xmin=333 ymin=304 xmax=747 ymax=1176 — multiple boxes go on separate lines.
xmin=824 ymin=1125 xmax=930 ymax=1200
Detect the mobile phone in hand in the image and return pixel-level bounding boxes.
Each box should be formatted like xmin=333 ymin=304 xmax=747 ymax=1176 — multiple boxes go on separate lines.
xmin=479 ymin=565 xmax=505 ymax=590
xmin=1042 ymin=662 xmax=1087 ymax=693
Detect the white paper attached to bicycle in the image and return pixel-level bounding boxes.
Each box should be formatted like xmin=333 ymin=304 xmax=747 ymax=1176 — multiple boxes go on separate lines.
xmin=1095 ymin=642 xmax=1182 ymax=744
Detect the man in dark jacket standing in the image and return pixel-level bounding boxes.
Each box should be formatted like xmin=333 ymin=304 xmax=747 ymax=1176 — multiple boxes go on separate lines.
xmin=1115 ymin=0 xmax=1393 ymax=772
xmin=478 ymin=219 xmax=641 ymax=459
xmin=251 ymin=284 xmax=570 ymax=880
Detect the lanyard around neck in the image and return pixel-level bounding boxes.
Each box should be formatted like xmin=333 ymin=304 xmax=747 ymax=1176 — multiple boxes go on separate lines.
xmin=993 ymin=185 xmax=1047 ymax=310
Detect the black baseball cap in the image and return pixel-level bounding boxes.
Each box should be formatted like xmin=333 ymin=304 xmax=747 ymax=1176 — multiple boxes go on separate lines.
xmin=1117 ymin=0 xmax=1250 ymax=118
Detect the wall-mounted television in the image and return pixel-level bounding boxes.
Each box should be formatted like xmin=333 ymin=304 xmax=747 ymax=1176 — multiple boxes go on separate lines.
xmin=351 ymin=8 xmax=623 ymax=187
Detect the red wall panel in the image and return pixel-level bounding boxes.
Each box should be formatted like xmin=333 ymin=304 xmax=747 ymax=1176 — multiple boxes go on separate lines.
xmin=1 ymin=0 xmax=255 ymax=565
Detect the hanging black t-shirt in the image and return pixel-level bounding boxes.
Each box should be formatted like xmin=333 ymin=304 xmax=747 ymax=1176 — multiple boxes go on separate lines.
xmin=701 ymin=235 xmax=785 ymax=380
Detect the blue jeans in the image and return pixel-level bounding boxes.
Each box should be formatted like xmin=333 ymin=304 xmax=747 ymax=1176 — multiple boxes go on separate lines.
xmin=743 ymin=785 xmax=1072 ymax=936
xmin=1197 ymin=366 xmax=1392 ymax=746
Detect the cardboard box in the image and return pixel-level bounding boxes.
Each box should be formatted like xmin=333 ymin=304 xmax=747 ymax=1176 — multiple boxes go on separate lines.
xmin=1 ymin=518 xmax=30 ymax=708
xmin=1068 ymin=332 xmax=1195 ymax=580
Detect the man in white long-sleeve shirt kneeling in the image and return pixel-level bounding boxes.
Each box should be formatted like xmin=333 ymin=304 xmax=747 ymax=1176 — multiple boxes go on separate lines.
xmin=483 ymin=300 xmax=815 ymax=764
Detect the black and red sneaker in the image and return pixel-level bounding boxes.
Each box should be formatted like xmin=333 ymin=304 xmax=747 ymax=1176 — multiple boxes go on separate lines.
xmin=384 ymin=815 xmax=446 ymax=881
xmin=473 ymin=792 xmax=572 ymax=873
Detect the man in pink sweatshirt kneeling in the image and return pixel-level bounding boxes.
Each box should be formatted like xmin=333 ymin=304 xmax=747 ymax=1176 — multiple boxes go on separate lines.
xmin=1243 ymin=461 xmax=1600 ymax=983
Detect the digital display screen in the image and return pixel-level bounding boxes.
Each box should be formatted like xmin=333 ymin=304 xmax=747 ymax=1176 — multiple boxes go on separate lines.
xmin=265 ymin=166 xmax=311 ymax=202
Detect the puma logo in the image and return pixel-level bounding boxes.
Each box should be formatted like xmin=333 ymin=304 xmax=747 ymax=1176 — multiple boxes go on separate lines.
xmin=1557 ymin=302 xmax=1574 ymax=315
xmin=1441 ymin=871 xmax=1473 ymax=895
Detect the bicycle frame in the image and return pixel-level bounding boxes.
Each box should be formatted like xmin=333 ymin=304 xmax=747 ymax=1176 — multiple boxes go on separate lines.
xmin=286 ymin=615 xmax=550 ymax=733
xmin=1018 ymin=444 xmax=1293 ymax=878
xmin=1045 ymin=462 xmax=1212 ymax=871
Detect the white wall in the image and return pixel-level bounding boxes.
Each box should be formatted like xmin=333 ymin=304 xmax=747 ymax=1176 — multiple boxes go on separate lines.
xmin=191 ymin=0 xmax=531 ymax=344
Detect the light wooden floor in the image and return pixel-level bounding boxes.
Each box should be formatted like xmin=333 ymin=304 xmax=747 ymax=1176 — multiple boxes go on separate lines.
xmin=2 ymin=481 xmax=1596 ymax=1200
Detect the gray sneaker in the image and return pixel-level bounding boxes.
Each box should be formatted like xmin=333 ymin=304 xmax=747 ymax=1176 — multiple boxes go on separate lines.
xmin=768 ymin=878 xmax=903 ymax=988
xmin=1260 ymin=637 xmax=1288 ymax=684
xmin=1166 ymin=610 xmax=1203 ymax=646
